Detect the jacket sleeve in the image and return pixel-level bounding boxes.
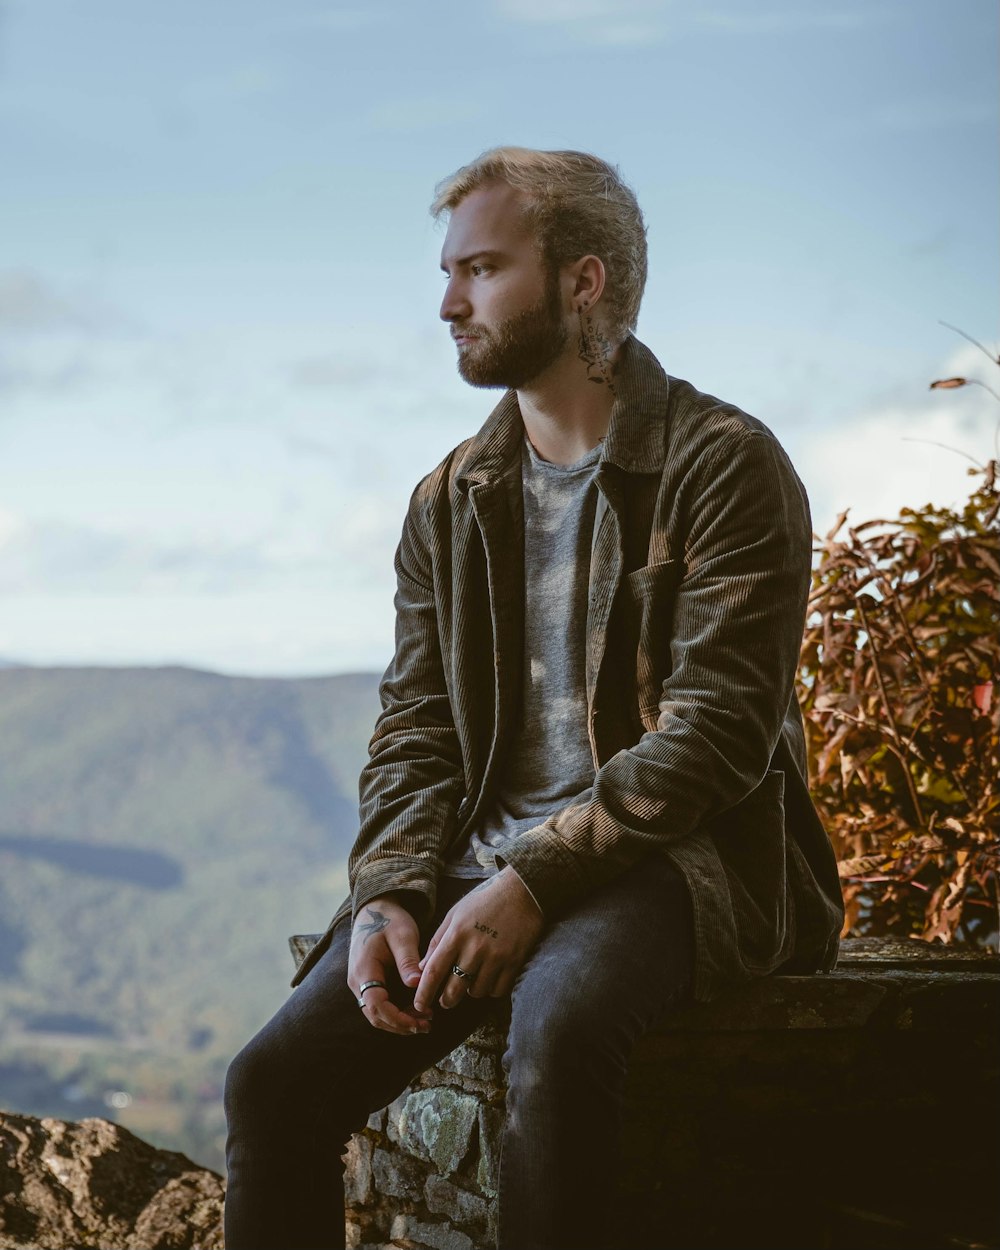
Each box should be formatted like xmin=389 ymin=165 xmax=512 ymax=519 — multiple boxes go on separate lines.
xmin=348 ymin=484 xmax=465 ymax=924
xmin=499 ymin=426 xmax=813 ymax=917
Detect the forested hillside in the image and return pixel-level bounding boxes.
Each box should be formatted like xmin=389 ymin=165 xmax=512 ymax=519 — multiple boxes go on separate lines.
xmin=0 ymin=665 xmax=381 ymax=1171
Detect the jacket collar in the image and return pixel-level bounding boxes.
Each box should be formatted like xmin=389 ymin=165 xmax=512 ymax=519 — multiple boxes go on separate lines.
xmin=600 ymin=336 xmax=671 ymax=476
xmin=454 ymin=335 xmax=671 ymax=489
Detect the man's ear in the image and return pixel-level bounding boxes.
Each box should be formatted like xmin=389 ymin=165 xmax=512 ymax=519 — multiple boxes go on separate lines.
xmin=565 ymin=254 xmax=607 ymax=313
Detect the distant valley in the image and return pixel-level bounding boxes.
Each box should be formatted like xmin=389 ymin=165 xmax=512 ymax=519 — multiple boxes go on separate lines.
xmin=0 ymin=664 xmax=381 ymax=1171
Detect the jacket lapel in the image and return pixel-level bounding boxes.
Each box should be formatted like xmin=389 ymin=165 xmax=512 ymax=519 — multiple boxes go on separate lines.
xmin=468 ymin=470 xmax=524 ymax=779
xmin=586 ymin=339 xmax=673 ymax=754
xmin=586 ymin=466 xmax=626 ymax=731
xmin=454 ymin=392 xmax=525 ymax=801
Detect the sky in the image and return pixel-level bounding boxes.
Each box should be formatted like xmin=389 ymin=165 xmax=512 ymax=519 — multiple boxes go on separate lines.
xmin=1 ymin=0 xmax=997 ymax=677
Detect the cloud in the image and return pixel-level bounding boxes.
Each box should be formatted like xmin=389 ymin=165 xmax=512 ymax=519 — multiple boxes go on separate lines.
xmin=283 ymin=432 xmax=341 ymax=460
xmin=0 ymin=354 xmax=93 ymax=396
xmin=0 ymin=270 xmax=140 ymax=400
xmin=0 ymin=516 xmax=296 ymax=595
xmin=493 ymin=0 xmax=883 ymax=45
xmin=0 ymin=270 xmax=118 ymax=335
xmin=696 ymin=7 xmax=882 ymax=33
xmin=280 ymin=6 xmax=379 ymax=33
xmin=181 ymin=66 xmax=279 ymax=106
xmin=797 ymin=342 xmax=999 ymax=531
xmin=287 ymin=356 xmax=379 ymax=389
xmin=871 ymin=97 xmax=997 ymax=133
xmin=498 ymin=0 xmax=646 ymax=19
xmin=905 ymin=228 xmax=954 ymax=258
xmin=494 ymin=0 xmax=672 ymax=44
xmin=362 ymin=97 xmax=480 ymax=134
xmin=0 ymin=508 xmax=24 ymax=548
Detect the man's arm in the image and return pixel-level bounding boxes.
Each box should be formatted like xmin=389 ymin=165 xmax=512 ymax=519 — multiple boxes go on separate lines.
xmin=348 ymin=480 xmax=465 ymax=929
xmin=499 ymin=425 xmax=813 ymax=916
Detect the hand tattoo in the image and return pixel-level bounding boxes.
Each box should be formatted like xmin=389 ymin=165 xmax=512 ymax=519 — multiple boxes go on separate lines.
xmin=357 ymin=907 xmax=389 ymax=944
xmin=474 ymin=920 xmax=499 ymax=939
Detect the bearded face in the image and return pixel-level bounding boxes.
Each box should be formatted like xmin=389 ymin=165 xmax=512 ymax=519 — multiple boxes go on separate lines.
xmin=453 ymin=270 xmax=568 ymax=391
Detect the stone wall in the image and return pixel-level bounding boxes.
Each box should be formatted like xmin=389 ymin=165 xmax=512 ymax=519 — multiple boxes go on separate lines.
xmin=343 ymin=1024 xmax=505 ymax=1250
xmin=290 ymin=935 xmax=1000 ymax=1250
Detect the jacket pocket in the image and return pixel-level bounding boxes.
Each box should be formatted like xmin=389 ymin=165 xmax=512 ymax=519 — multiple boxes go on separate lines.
xmin=707 ymin=769 xmax=793 ymax=975
xmin=625 ymin=559 xmax=683 ymax=722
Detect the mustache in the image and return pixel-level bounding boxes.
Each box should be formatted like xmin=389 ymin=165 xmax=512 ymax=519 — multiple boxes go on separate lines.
xmin=450 ymin=323 xmax=489 ymax=340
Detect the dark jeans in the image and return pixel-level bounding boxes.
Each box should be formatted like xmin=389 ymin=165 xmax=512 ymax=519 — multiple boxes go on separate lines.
xmin=224 ymin=856 xmax=695 ymax=1250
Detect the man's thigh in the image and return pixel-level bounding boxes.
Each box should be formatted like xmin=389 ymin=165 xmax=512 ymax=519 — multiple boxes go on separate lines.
xmin=508 ymin=854 xmax=695 ymax=1048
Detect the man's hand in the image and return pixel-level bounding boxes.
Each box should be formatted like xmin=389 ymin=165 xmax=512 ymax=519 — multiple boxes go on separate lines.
xmin=348 ymin=896 xmax=431 ymax=1036
xmin=414 ymin=868 xmax=544 ymax=1012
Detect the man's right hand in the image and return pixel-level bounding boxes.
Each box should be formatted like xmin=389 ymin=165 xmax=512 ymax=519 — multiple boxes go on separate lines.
xmin=347 ymin=895 xmax=432 ymax=1036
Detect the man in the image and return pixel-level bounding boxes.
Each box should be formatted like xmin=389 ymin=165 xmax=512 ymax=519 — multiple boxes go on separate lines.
xmin=224 ymin=147 xmax=844 ymax=1250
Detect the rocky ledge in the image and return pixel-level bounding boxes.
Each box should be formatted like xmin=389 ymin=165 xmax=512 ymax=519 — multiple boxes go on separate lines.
xmin=0 ymin=1111 xmax=223 ymax=1250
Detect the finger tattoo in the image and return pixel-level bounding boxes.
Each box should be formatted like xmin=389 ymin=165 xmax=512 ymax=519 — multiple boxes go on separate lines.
xmin=357 ymin=907 xmax=390 ymax=944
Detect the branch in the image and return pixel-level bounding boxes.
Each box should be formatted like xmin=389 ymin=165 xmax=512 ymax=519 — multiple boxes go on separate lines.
xmin=855 ymin=595 xmax=926 ymax=827
xmin=938 ymin=320 xmax=1000 ymax=367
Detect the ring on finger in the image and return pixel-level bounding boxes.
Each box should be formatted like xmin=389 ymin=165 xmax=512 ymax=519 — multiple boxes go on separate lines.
xmin=357 ymin=979 xmax=387 ymax=1008
xmin=451 ymin=963 xmax=471 ymax=979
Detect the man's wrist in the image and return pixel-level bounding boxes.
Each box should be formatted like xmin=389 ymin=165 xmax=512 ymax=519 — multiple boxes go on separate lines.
xmin=370 ymin=889 xmax=424 ymax=916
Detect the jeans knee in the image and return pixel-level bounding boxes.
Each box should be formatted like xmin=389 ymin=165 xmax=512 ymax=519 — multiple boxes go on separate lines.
xmin=505 ymin=998 xmax=624 ymax=1095
xmin=224 ymin=1033 xmax=296 ymax=1133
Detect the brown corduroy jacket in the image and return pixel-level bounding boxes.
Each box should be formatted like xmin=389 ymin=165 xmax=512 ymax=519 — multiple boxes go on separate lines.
xmin=293 ymin=337 xmax=844 ymax=1001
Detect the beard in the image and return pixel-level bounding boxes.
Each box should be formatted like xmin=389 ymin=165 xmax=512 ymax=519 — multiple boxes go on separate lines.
xmin=454 ymin=276 xmax=568 ymax=390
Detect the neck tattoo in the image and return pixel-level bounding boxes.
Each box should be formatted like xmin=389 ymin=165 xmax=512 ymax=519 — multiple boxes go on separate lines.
xmin=577 ymin=310 xmax=617 ymax=396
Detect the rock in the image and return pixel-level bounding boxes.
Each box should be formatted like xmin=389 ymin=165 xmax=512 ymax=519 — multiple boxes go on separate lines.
xmin=371 ymin=1145 xmax=425 ymax=1200
xmin=424 ymin=1174 xmax=489 ymax=1228
xmin=389 ymin=1213 xmax=474 ymax=1250
xmin=344 ymin=1134 xmax=374 ymax=1205
xmin=0 ymin=1110 xmax=223 ymax=1250
xmin=435 ymin=1025 xmax=506 ymax=1086
xmin=389 ymin=1088 xmax=479 ymax=1177
xmin=475 ymin=1104 xmax=503 ymax=1198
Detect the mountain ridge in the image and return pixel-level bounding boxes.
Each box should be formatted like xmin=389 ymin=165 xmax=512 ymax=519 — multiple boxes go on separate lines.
xmin=0 ymin=664 xmax=382 ymax=1171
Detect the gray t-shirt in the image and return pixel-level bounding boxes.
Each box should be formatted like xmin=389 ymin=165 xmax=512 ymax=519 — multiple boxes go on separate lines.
xmin=444 ymin=434 xmax=601 ymax=879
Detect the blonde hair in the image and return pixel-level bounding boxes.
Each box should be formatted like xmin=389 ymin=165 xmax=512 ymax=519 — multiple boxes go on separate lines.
xmin=431 ymin=146 xmax=647 ymax=342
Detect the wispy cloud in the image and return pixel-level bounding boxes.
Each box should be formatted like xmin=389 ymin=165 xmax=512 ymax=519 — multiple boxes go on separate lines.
xmin=696 ymin=7 xmax=883 ymax=34
xmin=494 ymin=0 xmax=672 ymax=45
xmin=181 ymin=66 xmax=279 ymax=107
xmin=798 ymin=342 xmax=999 ymax=528
xmin=498 ymin=0 xmax=646 ymax=20
xmin=279 ymin=6 xmax=380 ymax=34
xmin=870 ymin=96 xmax=997 ymax=133
xmin=363 ymin=97 xmax=479 ymax=134
xmin=494 ymin=0 xmax=884 ymax=43
xmin=288 ymin=356 xmax=384 ymax=389
xmin=0 ymin=270 xmax=125 ymax=336
xmin=0 ymin=516 xmax=290 ymax=595
xmin=283 ymin=432 xmax=341 ymax=460
xmin=0 ymin=353 xmax=94 ymax=397
xmin=0 ymin=271 xmax=142 ymax=400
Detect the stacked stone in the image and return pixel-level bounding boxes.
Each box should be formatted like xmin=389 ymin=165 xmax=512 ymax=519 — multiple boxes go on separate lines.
xmin=343 ymin=1019 xmax=507 ymax=1250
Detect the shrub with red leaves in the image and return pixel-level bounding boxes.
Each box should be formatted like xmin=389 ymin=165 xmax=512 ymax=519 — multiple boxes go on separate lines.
xmin=799 ymin=462 xmax=999 ymax=947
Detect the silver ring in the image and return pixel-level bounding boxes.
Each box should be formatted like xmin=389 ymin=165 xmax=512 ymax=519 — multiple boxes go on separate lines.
xmin=451 ymin=964 xmax=470 ymax=979
xmin=357 ymin=979 xmax=387 ymax=1008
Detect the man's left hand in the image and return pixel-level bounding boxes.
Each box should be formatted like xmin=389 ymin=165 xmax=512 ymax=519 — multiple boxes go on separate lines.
xmin=414 ymin=867 xmax=544 ymax=1012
